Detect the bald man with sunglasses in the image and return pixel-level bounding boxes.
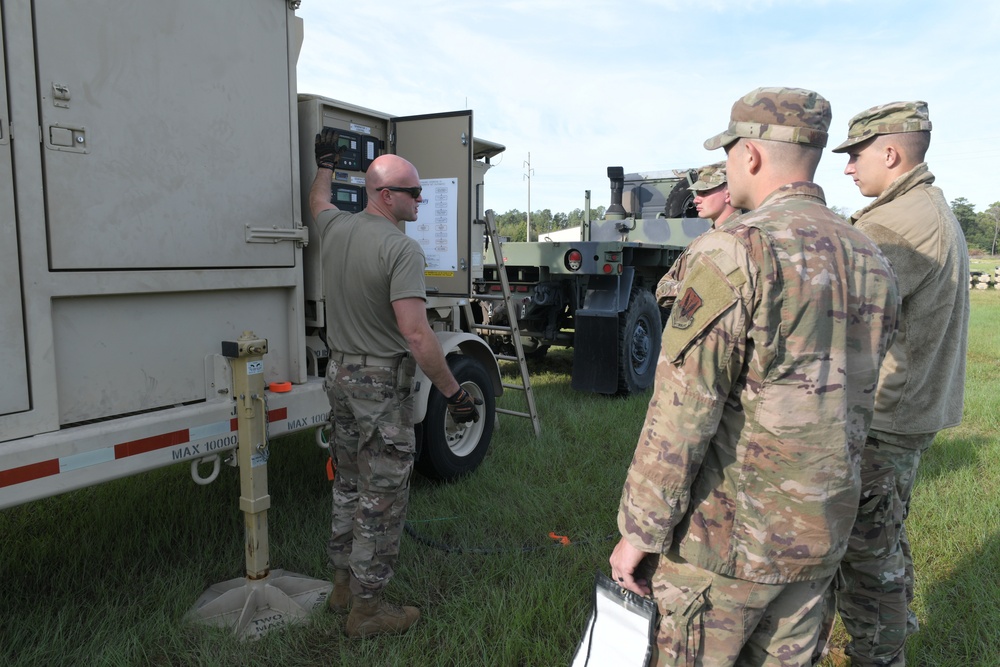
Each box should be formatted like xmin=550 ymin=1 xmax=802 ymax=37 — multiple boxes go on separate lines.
xmin=308 ymin=130 xmax=480 ymax=638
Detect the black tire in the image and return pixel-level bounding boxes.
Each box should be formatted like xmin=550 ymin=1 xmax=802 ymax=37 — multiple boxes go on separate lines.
xmin=616 ymin=288 xmax=661 ymax=396
xmin=664 ymin=171 xmax=699 ymax=218
xmin=416 ymin=355 xmax=496 ymax=480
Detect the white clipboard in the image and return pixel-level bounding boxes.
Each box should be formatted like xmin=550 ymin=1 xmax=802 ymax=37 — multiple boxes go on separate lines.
xmin=571 ymin=570 xmax=659 ymax=666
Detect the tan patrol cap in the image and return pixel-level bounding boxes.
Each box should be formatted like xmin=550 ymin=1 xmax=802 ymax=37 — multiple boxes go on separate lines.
xmin=689 ymin=162 xmax=727 ymax=192
xmin=831 ymin=101 xmax=932 ymax=153
xmin=704 ymin=87 xmax=832 ymax=150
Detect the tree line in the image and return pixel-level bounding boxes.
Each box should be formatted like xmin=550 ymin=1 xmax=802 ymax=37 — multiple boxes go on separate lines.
xmin=491 ymin=206 xmax=606 ymax=242
xmin=950 ymin=198 xmax=1000 ymax=255
xmin=489 ymin=199 xmax=1000 ymax=255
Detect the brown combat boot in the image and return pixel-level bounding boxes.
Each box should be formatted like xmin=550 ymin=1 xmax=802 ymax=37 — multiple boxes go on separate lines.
xmin=345 ymin=594 xmax=420 ymax=638
xmin=327 ymin=569 xmax=351 ymax=614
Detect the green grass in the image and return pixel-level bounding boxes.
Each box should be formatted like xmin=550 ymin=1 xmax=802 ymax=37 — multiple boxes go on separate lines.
xmin=897 ymin=288 xmax=1000 ymax=666
xmin=969 ymin=256 xmax=998 ymax=275
xmin=2 ymin=289 xmax=999 ymax=666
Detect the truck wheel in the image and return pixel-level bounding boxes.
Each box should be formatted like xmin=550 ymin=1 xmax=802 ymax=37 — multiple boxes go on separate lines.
xmin=416 ymin=355 xmax=496 ymax=480
xmin=664 ymin=171 xmax=699 ymax=218
xmin=616 ymin=289 xmax=661 ymax=396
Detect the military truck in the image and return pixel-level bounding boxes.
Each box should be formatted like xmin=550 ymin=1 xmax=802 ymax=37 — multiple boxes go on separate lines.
xmin=0 ymin=0 xmax=506 ymax=511
xmin=476 ymin=167 xmax=711 ymax=396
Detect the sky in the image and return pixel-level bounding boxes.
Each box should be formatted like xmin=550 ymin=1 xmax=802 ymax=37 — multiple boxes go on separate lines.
xmin=294 ymin=0 xmax=1000 ymax=218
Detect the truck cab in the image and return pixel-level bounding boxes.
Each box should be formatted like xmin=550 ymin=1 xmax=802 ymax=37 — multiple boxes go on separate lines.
xmin=477 ymin=167 xmax=710 ymax=395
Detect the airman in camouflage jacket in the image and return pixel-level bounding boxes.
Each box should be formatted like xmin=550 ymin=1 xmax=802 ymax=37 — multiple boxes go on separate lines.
xmin=618 ymin=181 xmax=900 ymax=584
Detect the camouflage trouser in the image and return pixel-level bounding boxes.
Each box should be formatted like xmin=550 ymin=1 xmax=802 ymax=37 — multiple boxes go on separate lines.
xmin=837 ymin=431 xmax=936 ymax=667
xmin=323 ymin=354 xmax=416 ymax=598
xmin=650 ymin=552 xmax=834 ymax=666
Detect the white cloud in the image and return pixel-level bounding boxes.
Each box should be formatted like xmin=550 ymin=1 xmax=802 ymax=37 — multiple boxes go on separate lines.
xmin=296 ymin=0 xmax=1000 ymax=216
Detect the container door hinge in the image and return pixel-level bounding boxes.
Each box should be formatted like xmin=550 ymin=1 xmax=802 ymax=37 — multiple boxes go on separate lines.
xmin=245 ymin=224 xmax=310 ymax=247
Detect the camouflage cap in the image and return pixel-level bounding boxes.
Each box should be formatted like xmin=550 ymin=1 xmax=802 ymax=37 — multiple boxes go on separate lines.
xmin=689 ymin=162 xmax=727 ymax=192
xmin=831 ymin=101 xmax=932 ymax=153
xmin=704 ymin=87 xmax=832 ymax=150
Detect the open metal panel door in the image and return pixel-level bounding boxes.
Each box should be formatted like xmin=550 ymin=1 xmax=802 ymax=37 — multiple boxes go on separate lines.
xmin=0 ymin=9 xmax=30 ymax=416
xmin=33 ymin=0 xmax=297 ymax=270
xmin=392 ymin=111 xmax=473 ymax=297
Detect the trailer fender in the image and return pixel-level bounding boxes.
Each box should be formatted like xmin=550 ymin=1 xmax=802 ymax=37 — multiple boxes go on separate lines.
xmin=411 ymin=332 xmax=502 ymax=424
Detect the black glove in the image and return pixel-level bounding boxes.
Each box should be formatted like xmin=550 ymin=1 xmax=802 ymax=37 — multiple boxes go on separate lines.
xmin=314 ymin=127 xmax=343 ymax=170
xmin=446 ymin=387 xmax=482 ymax=424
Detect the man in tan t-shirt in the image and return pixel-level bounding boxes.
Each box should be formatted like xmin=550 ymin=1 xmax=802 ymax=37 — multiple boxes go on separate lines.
xmin=308 ymin=129 xmax=479 ymax=638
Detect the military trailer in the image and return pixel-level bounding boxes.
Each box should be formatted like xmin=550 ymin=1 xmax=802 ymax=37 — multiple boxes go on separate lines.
xmin=477 ymin=167 xmax=711 ymax=395
xmin=0 ymin=0 xmax=506 ymax=512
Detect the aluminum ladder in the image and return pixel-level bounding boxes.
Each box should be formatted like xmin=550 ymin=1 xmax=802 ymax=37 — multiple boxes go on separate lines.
xmin=467 ymin=210 xmax=541 ymax=437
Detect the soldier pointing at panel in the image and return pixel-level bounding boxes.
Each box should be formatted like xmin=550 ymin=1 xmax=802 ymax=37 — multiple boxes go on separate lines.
xmin=308 ymin=129 xmax=480 ymax=638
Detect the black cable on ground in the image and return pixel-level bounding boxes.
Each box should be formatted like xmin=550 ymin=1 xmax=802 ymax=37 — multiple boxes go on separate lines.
xmin=404 ymin=520 xmax=616 ymax=555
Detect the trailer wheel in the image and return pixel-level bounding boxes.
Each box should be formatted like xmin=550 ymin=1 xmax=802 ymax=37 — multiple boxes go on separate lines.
xmin=616 ymin=288 xmax=661 ymax=396
xmin=416 ymin=355 xmax=496 ymax=481
xmin=664 ymin=171 xmax=699 ymax=218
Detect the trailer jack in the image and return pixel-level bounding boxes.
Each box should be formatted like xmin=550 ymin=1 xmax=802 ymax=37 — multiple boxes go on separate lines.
xmin=186 ymin=331 xmax=332 ymax=639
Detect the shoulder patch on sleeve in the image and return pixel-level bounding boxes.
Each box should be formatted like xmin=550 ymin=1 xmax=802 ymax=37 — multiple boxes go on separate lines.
xmin=664 ymin=249 xmax=744 ymax=361
xmin=672 ymin=286 xmax=704 ymax=329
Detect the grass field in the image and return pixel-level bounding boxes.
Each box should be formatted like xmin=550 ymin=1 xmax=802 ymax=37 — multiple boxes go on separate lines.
xmin=1 ymin=289 xmax=998 ymax=666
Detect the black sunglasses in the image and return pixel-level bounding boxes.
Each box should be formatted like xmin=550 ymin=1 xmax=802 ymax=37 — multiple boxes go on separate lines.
xmin=376 ymin=185 xmax=422 ymax=199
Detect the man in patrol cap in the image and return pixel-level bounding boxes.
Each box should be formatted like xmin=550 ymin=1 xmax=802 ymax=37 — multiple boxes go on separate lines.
xmin=831 ymin=102 xmax=969 ymax=667
xmin=609 ymin=87 xmax=899 ymax=666
xmin=689 ymin=161 xmax=740 ymax=228
xmin=653 ymin=162 xmax=741 ymax=308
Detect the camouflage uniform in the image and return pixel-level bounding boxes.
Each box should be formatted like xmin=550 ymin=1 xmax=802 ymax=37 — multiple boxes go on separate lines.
xmin=618 ymin=87 xmax=900 ymax=666
xmin=831 ymin=102 xmax=970 ymax=667
xmin=325 ymin=354 xmax=416 ymax=596
xmin=655 ymin=163 xmax=739 ymax=308
xmin=316 ymin=207 xmax=427 ymax=597
xmin=654 ymin=249 xmax=692 ymax=309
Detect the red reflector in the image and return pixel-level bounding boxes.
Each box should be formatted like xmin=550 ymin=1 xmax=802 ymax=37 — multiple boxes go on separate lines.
xmin=490 ymin=285 xmax=502 ymax=291
xmin=516 ymin=286 xmax=528 ymax=292
xmin=603 ymin=264 xmax=613 ymax=274
xmin=618 ymin=264 xmax=623 ymax=274
xmin=565 ymin=249 xmax=584 ymax=272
